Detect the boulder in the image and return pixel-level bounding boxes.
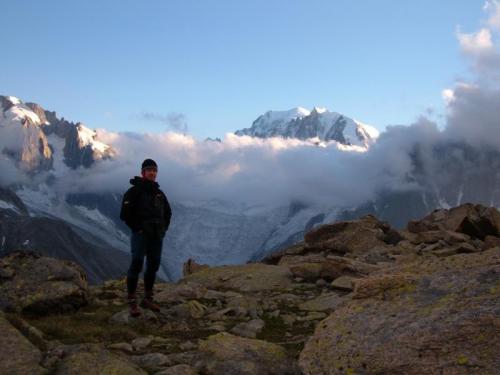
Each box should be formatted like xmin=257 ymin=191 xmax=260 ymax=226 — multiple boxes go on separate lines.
xmin=304 ymin=215 xmax=392 ymax=255
xmin=0 ymin=251 xmax=88 ymax=314
xmin=408 ymin=203 xmax=500 ymax=239
xmin=198 ymin=332 xmax=295 ymax=375
xmin=299 ymin=248 xmax=500 ymax=374
xmin=230 ymin=319 xmax=265 ymax=338
xmin=54 ymin=344 xmax=146 ymax=374
xmin=180 ymin=264 xmax=293 ymax=292
xmin=167 ymin=300 xmax=207 ymax=319
xmin=0 ymin=311 xmax=44 ymax=375
xmin=109 ymin=308 xmax=158 ymax=325
xmin=183 ymin=258 xmax=210 ymax=276
xmin=279 ymin=253 xmax=379 ymax=281
xmin=130 ymin=352 xmax=172 ymax=372
xmin=298 ymin=293 xmax=344 ymax=312
xmin=155 ymin=282 xmax=208 ymax=304
xmin=330 ymin=275 xmax=358 ymax=291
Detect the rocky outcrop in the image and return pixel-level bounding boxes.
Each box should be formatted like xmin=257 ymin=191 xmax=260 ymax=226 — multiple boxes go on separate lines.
xmin=408 ymin=203 xmax=500 ymax=239
xmin=304 ymin=214 xmax=400 ymax=256
xmin=2 ymin=203 xmax=499 ymax=374
xmin=0 ymin=251 xmax=88 ymax=314
xmin=299 ymin=248 xmax=500 ymax=374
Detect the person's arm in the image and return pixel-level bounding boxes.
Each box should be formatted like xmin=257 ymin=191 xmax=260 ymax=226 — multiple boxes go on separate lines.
xmin=120 ymin=188 xmax=141 ymax=232
xmin=163 ymin=193 xmax=172 ymax=231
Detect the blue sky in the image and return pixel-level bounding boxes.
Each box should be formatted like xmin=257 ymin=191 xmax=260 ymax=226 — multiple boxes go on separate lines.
xmin=1 ymin=1 xmax=485 ymax=138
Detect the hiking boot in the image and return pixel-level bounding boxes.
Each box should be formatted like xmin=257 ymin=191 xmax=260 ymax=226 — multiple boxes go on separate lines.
xmin=128 ymin=294 xmax=141 ymax=317
xmin=140 ymin=292 xmax=161 ymax=312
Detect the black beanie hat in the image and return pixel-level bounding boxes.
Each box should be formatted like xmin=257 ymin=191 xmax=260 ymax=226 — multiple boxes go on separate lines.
xmin=141 ymin=159 xmax=158 ymax=170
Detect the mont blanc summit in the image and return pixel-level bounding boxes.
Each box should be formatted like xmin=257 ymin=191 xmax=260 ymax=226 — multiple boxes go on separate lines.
xmin=235 ymin=107 xmax=379 ymax=147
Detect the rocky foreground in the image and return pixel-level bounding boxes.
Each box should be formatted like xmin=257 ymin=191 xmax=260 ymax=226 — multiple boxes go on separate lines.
xmin=0 ymin=203 xmax=499 ymax=375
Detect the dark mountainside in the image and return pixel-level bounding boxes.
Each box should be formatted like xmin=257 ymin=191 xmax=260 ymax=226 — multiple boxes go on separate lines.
xmin=1 ymin=203 xmax=498 ymax=374
xmin=0 ymin=187 xmax=129 ymax=284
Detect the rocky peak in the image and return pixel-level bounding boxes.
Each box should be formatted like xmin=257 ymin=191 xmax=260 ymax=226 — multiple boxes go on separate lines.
xmin=235 ymin=106 xmax=379 ymax=147
xmin=1 ymin=95 xmax=114 ymax=172
xmin=0 ymin=95 xmax=53 ymax=173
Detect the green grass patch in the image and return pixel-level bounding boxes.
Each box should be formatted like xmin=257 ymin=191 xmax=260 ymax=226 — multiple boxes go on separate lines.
xmin=23 ymin=304 xmax=156 ymax=345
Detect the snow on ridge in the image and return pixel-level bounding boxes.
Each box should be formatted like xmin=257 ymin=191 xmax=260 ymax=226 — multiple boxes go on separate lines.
xmin=312 ymin=106 xmax=327 ymax=114
xmin=262 ymin=107 xmax=311 ymax=123
xmin=5 ymin=96 xmax=21 ymax=105
xmin=77 ymin=124 xmax=111 ymax=153
xmin=2 ymin=101 xmax=42 ymax=126
xmin=0 ymin=200 xmax=20 ymax=213
xmin=354 ymin=119 xmax=380 ymax=139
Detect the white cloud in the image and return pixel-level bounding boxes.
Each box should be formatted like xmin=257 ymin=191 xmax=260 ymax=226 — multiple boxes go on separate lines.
xmin=484 ymin=0 xmax=500 ymax=30
xmin=457 ymin=27 xmax=493 ymax=54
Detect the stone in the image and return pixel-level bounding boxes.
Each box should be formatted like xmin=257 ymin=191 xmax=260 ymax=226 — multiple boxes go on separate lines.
xmin=412 ymin=230 xmax=471 ymax=245
xmin=155 ymin=364 xmax=198 ymax=375
xmin=299 ymin=292 xmax=344 ymax=312
xmin=408 ymin=204 xmax=500 ymax=240
xmin=304 ymin=215 xmax=392 ymax=255
xmin=155 ymin=283 xmax=208 ymax=304
xmin=181 ymin=263 xmax=293 ymax=292
xmin=0 ymin=251 xmax=88 ymax=314
xmin=433 ymin=242 xmax=478 ymax=257
xmin=297 ymin=312 xmax=327 ymax=321
xmin=183 ymin=258 xmax=210 ymax=276
xmin=130 ymin=352 xmax=172 ymax=372
xmin=230 ymin=319 xmax=265 ymax=338
xmin=199 ymin=332 xmax=295 ymax=375
xmin=168 ymin=300 xmax=207 ymax=319
xmin=280 ymin=253 xmax=379 ymax=281
xmin=54 ymin=344 xmax=146 ymax=374
xmin=131 ymin=336 xmax=153 ymax=351
xmin=260 ymin=242 xmax=307 ymax=265
xmin=109 ymin=308 xmax=158 ymax=325
xmin=330 ymin=275 xmax=357 ymax=291
xmin=107 ymin=342 xmax=134 ymax=354
xmin=179 ymin=340 xmax=197 ymax=350
xmin=288 ymin=263 xmax=322 ymax=280
xmin=226 ymin=295 xmax=262 ymax=318
xmin=0 ymin=311 xmax=44 ymax=375
xmin=483 ymin=235 xmax=500 ymax=250
xmin=207 ymin=322 xmax=227 ymax=332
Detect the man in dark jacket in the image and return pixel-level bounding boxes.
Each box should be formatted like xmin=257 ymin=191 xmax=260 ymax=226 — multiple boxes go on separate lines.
xmin=120 ymin=159 xmax=172 ymax=316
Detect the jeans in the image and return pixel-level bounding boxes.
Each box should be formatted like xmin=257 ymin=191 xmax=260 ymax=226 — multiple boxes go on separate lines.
xmin=126 ymin=232 xmax=163 ymax=295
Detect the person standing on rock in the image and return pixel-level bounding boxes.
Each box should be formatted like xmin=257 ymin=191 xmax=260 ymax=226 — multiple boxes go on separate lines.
xmin=120 ymin=159 xmax=172 ymax=317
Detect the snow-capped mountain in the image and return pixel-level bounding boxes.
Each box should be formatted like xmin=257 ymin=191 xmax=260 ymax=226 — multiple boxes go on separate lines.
xmin=235 ymin=106 xmax=379 ymax=147
xmin=0 ymin=95 xmax=113 ymax=173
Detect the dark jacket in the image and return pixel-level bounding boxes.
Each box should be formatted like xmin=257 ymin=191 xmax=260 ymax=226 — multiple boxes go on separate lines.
xmin=120 ymin=177 xmax=172 ymax=238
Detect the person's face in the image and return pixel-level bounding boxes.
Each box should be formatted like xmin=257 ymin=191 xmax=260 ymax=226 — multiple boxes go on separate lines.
xmin=142 ymin=167 xmax=157 ymax=181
